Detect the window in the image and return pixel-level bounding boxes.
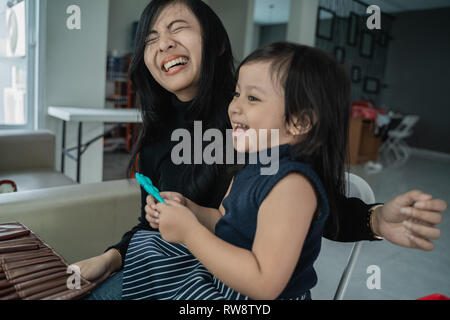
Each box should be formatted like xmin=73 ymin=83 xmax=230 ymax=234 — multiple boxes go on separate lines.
xmin=0 ymin=0 xmax=37 ymax=129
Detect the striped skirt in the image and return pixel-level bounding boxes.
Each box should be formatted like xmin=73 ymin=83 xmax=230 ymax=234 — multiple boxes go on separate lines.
xmin=121 ymin=230 xmax=249 ymax=300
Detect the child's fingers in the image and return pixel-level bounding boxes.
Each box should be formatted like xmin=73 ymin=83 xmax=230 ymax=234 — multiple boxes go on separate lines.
xmin=149 ymin=220 xmax=159 ymax=229
xmin=146 ymin=212 xmax=160 ymax=229
xmin=149 ymin=215 xmax=160 ymax=224
xmin=160 ymin=192 xmax=183 ymax=203
xmin=165 ymin=199 xmax=183 ymax=207
xmin=146 ymin=195 xmax=157 ymax=210
xmin=145 ymin=204 xmax=159 ymax=223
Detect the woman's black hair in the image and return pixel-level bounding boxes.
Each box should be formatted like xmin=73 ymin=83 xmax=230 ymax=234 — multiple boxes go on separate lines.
xmin=237 ymin=42 xmax=350 ymax=239
xmin=127 ymin=0 xmax=235 ymax=205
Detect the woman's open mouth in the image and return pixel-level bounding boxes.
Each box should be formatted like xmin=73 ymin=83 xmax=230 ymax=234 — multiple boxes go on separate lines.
xmin=232 ymin=122 xmax=250 ymax=137
xmin=161 ymin=55 xmax=189 ymax=75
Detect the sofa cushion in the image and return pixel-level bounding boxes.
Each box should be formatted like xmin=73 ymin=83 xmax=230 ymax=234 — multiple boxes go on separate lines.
xmin=0 ymin=169 xmax=75 ymax=192
xmin=0 ymin=130 xmax=55 ymax=171
xmin=0 ymin=179 xmax=140 ymax=264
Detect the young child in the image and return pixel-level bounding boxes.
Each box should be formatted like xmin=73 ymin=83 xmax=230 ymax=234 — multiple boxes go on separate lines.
xmin=121 ymin=42 xmax=350 ymax=300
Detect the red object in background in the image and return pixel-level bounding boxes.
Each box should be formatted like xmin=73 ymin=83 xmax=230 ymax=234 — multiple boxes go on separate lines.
xmin=351 ymin=104 xmax=378 ymax=120
xmin=0 ymin=180 xmax=17 ymax=193
xmin=417 ymin=294 xmax=449 ymax=300
xmin=353 ymin=101 xmax=372 ymax=108
xmin=129 ymin=154 xmax=139 ymax=179
xmin=376 ymin=107 xmax=387 ymax=115
xmin=351 ymin=101 xmax=388 ymax=118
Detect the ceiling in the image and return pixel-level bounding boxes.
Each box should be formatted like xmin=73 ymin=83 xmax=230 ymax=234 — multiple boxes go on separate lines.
xmin=367 ymin=0 xmax=450 ymax=13
xmin=254 ymin=0 xmax=450 ymax=25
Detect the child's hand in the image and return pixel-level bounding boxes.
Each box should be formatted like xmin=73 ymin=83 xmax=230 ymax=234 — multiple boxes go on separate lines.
xmin=145 ymin=192 xmax=186 ymax=229
xmin=155 ymin=200 xmax=199 ymax=244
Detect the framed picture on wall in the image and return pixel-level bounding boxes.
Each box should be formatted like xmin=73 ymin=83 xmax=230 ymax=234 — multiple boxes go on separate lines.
xmin=334 ymin=46 xmax=345 ymax=64
xmin=363 ymin=77 xmax=380 ymax=94
xmin=360 ymin=30 xmax=375 ymax=58
xmin=351 ymin=66 xmax=362 ymax=83
xmin=316 ymin=7 xmax=336 ymax=41
xmin=377 ymin=30 xmax=390 ymax=47
xmin=347 ymin=12 xmax=359 ymax=46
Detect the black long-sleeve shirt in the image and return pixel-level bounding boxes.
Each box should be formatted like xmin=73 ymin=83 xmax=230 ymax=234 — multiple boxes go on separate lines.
xmin=107 ymin=96 xmax=380 ymax=267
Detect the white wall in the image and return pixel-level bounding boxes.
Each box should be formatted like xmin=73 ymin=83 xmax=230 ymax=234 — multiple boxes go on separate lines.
xmin=107 ymin=0 xmax=149 ymax=56
xmin=40 ymin=0 xmax=109 ymax=183
xmin=208 ymin=0 xmax=253 ymax=62
xmin=207 ymin=0 xmax=319 ymax=64
xmin=286 ymin=0 xmax=319 ymax=46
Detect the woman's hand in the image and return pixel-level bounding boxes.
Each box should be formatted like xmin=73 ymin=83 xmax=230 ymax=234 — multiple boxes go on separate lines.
xmin=71 ymin=249 xmax=122 ymax=284
xmin=155 ymin=200 xmax=199 ymax=244
xmin=373 ymin=190 xmax=447 ymax=251
xmin=145 ymin=192 xmax=186 ymax=229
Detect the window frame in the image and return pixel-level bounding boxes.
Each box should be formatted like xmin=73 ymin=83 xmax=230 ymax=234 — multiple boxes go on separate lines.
xmin=0 ymin=0 xmax=38 ymax=130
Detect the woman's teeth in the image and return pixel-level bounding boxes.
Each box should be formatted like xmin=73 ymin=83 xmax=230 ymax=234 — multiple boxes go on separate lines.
xmin=164 ymin=57 xmax=188 ymax=72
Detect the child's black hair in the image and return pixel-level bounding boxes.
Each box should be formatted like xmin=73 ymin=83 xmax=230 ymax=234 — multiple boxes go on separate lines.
xmin=237 ymin=42 xmax=351 ymax=239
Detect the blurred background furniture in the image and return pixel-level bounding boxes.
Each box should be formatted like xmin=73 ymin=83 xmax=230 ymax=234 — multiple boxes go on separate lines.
xmin=105 ymin=53 xmax=141 ymax=153
xmin=348 ymin=117 xmax=382 ymax=165
xmin=0 ymin=130 xmax=75 ymax=192
xmin=380 ymin=115 xmax=420 ymax=165
xmin=47 ymin=106 xmax=141 ymax=183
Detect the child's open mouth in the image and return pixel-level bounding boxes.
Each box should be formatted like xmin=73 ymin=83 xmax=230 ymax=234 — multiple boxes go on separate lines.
xmin=161 ymin=55 xmax=189 ymax=75
xmin=232 ymin=122 xmax=250 ymax=137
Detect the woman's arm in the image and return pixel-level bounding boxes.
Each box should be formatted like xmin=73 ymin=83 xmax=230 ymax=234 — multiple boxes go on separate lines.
xmin=73 ymin=248 xmax=123 ymax=283
xmin=323 ymin=195 xmax=377 ymax=242
xmin=157 ymin=173 xmax=316 ymax=299
xmin=369 ymin=191 xmax=445 ymax=251
xmin=329 ymin=191 xmax=446 ymax=251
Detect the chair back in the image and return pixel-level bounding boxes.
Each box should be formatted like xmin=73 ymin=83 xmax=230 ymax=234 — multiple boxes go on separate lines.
xmin=392 ymin=115 xmax=420 ymax=136
xmin=333 ymin=173 xmax=376 ymax=300
xmin=345 ymin=173 xmax=376 ymax=203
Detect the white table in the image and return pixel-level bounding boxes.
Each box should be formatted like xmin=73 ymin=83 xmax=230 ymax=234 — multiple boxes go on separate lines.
xmin=48 ymin=106 xmax=142 ymax=123
xmin=48 ymin=106 xmax=142 ymax=183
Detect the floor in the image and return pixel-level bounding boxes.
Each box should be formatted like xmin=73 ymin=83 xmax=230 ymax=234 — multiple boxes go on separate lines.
xmin=313 ymin=150 xmax=450 ymax=300
xmin=103 ymin=149 xmax=450 ymax=300
xmin=103 ymin=150 xmax=130 ymax=181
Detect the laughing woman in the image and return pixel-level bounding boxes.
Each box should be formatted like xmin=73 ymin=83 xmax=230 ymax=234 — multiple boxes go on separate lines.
xmin=75 ymin=0 xmax=447 ymax=299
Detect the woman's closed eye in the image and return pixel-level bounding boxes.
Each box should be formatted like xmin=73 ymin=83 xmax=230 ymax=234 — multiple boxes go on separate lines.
xmin=145 ymin=36 xmax=158 ymax=45
xmin=172 ymin=26 xmax=187 ymax=33
xmin=145 ymin=27 xmax=187 ymax=46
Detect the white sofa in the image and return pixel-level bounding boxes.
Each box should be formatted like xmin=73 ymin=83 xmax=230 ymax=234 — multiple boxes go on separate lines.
xmin=0 ymin=129 xmax=75 ymax=192
xmin=0 ymin=179 xmax=140 ymax=264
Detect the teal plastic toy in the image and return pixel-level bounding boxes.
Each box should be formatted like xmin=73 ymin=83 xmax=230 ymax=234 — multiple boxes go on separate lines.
xmin=135 ymin=172 xmax=166 ymax=204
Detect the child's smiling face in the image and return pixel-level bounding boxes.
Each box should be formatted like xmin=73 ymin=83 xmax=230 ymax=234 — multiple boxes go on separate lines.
xmin=228 ymin=61 xmax=299 ymax=153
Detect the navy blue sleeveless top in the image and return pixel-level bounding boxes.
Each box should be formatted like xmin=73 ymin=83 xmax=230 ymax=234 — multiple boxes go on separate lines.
xmin=214 ymin=144 xmax=330 ymax=299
